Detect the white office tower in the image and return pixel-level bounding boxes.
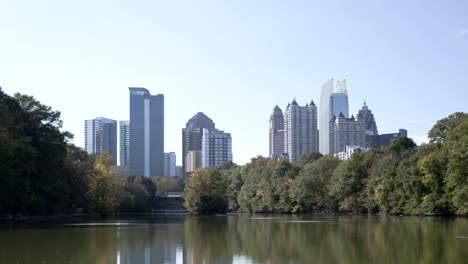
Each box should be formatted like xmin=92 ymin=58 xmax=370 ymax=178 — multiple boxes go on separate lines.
xmin=284 ymin=99 xmax=319 ymax=162
xmin=201 ymin=129 xmax=232 ymax=168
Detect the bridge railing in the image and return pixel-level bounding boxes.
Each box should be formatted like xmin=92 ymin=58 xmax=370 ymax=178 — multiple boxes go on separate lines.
xmin=157 ymin=192 xmax=183 ymax=198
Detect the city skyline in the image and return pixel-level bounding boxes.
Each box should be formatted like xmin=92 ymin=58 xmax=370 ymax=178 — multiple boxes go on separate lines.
xmin=2 ymin=0 xmax=467 ymax=165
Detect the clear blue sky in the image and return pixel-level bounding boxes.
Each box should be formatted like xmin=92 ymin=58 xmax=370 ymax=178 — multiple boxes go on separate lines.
xmin=1 ymin=0 xmax=467 ymax=165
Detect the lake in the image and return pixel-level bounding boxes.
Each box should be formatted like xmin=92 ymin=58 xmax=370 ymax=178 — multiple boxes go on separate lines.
xmin=0 ymin=214 xmax=467 ymax=263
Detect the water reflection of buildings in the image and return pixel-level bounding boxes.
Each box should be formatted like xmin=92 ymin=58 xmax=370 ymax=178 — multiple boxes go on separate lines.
xmin=117 ymin=246 xmax=253 ymax=264
xmin=113 ymin=220 xmax=254 ymax=264
xmin=117 ymin=245 xmax=182 ymax=264
xmin=115 ymin=219 xmax=185 ymax=264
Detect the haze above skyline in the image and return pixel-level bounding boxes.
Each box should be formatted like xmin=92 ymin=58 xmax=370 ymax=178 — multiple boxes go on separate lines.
xmin=1 ymin=0 xmax=467 ymax=165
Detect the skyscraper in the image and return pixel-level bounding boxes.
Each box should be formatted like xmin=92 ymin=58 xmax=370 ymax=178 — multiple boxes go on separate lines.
xmin=357 ymin=101 xmax=378 ymax=136
xmin=357 ymin=102 xmax=379 ymax=148
xmin=269 ymin=105 xmax=285 ymax=159
xmin=201 ymin=128 xmax=232 ymax=168
xmin=182 ymin=112 xmax=215 ymax=173
xmin=320 ymin=78 xmax=350 ymax=154
xmin=284 ymin=99 xmax=319 ymax=162
xmin=186 ymin=150 xmax=202 ymax=173
xmin=119 ymin=120 xmax=130 ymax=167
xmin=329 ymin=113 xmax=365 ymax=155
xmin=85 ymin=117 xmax=117 ymax=165
xmin=330 ymin=80 xmax=349 ymax=118
xmin=129 ymin=87 xmax=164 ymax=177
xmin=319 ymin=79 xmax=334 ymax=154
xmin=175 ymin=166 xmax=183 ymax=177
xmin=164 ymin=152 xmax=176 ymax=176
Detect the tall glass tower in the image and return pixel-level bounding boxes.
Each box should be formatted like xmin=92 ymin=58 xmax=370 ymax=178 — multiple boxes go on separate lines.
xmin=319 ymin=79 xmax=334 ymax=154
xmin=129 ymin=87 xmax=164 ymax=177
xmin=319 ymin=79 xmax=349 ymax=155
xmin=330 ymin=79 xmax=349 ymax=118
xmin=84 ymin=117 xmax=117 ymax=165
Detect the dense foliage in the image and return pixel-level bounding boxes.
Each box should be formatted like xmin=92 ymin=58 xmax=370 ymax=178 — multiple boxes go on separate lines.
xmin=0 ymin=88 xmax=162 ymax=215
xmin=184 ymin=168 xmax=228 ymax=215
xmin=2 ymin=88 xmax=467 ymax=216
xmin=185 ymin=112 xmax=468 ymax=216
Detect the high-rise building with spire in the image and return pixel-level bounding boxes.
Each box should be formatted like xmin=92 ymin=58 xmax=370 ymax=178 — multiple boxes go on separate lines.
xmin=284 ymin=99 xmax=319 ymax=162
xmin=357 ymin=101 xmax=378 ymax=136
xmin=357 ymin=101 xmax=379 ymax=148
xmin=269 ymin=105 xmax=285 ymax=159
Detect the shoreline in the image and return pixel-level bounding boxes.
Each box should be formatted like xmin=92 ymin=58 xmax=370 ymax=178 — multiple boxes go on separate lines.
xmin=1 ymin=210 xmax=463 ymax=225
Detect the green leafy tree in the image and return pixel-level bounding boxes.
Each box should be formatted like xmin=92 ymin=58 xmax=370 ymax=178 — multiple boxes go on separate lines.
xmin=237 ymin=157 xmax=278 ymax=212
xmin=418 ymin=144 xmax=449 ymax=215
xmin=297 ymin=152 xmax=323 ymax=167
xmin=86 ymin=152 xmax=123 ymax=214
xmin=329 ymin=153 xmax=368 ymax=212
xmin=394 ymin=151 xmax=427 ymax=214
xmin=444 ymin=116 xmax=468 ymax=215
xmin=290 ymin=155 xmax=340 ymax=212
xmin=428 ymin=112 xmax=467 ymax=143
xmin=389 ymin=137 xmax=417 ymax=152
xmin=265 ymin=160 xmax=298 ymax=212
xmin=62 ymin=145 xmax=95 ymax=211
xmin=0 ymin=88 xmax=34 ymax=213
xmin=224 ymin=166 xmax=244 ymax=211
xmin=153 ymin=176 xmax=183 ymax=193
xmin=184 ymin=168 xmax=228 ymax=215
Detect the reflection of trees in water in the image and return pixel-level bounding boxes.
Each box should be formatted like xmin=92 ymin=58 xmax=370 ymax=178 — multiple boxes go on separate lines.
xmin=183 ymin=216 xmax=232 ymax=263
xmin=1 ymin=216 xmax=467 ymax=263
xmin=0 ymin=225 xmax=120 ymax=263
xmin=182 ymin=215 xmax=468 ymax=264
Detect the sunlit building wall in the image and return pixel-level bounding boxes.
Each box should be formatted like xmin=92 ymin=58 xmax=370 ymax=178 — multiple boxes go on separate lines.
xmin=284 ymin=99 xmax=319 ymax=162
xmin=85 ymin=117 xmax=117 ymax=165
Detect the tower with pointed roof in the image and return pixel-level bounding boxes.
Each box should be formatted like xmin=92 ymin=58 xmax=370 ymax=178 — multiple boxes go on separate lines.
xmin=357 ymin=101 xmax=378 ymax=136
xmin=182 ymin=112 xmax=216 ymax=173
xmin=357 ymin=101 xmax=379 ymax=148
xmin=269 ymin=105 xmax=285 ymax=159
xmin=284 ymin=99 xmax=319 ymax=162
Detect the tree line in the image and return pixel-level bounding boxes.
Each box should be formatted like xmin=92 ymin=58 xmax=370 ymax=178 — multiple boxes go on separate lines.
xmin=2 ymin=88 xmax=466 ymax=216
xmin=185 ymin=112 xmax=468 ymax=216
xmin=0 ymin=88 xmax=182 ymax=215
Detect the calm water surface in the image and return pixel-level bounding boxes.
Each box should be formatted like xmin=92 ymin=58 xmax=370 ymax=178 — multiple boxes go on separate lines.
xmin=0 ymin=215 xmax=467 ymax=264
